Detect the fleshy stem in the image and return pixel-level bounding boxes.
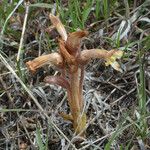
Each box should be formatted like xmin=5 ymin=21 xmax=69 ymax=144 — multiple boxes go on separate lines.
xmin=68 ymin=67 xmax=86 ymax=135
xmin=70 ymin=69 xmax=80 ymax=124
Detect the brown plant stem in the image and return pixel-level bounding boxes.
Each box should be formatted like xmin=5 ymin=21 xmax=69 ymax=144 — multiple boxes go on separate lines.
xmin=79 ymin=66 xmax=85 ymax=110
xmin=69 ymin=68 xmax=85 ymax=134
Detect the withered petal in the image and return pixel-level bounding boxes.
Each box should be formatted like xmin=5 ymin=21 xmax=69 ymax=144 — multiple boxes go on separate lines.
xmin=49 ymin=14 xmax=67 ymax=41
xmin=109 ymin=61 xmax=123 ymax=72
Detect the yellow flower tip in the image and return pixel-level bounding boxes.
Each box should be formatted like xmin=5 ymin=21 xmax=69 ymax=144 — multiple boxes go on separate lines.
xmin=107 ymin=50 xmax=123 ymax=59
xmin=112 ymin=50 xmax=124 ymax=59
xmin=105 ymin=50 xmax=123 ymax=72
xmin=111 ymin=61 xmax=123 ymax=72
xmin=105 ymin=60 xmax=123 ymax=72
xmin=49 ymin=14 xmax=67 ymax=41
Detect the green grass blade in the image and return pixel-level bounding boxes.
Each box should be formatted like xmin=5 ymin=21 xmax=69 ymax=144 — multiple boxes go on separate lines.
xmin=95 ymin=0 xmax=100 ymax=20
xmin=82 ymin=5 xmax=92 ymax=28
xmin=29 ymin=3 xmax=53 ymax=8
xmin=103 ymin=0 xmax=108 ymax=20
xmin=36 ymin=127 xmax=45 ymax=150
xmin=0 ymin=0 xmax=24 ymax=35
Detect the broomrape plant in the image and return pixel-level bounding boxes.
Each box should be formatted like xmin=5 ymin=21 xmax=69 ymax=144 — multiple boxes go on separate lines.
xmin=26 ymin=14 xmax=123 ymax=136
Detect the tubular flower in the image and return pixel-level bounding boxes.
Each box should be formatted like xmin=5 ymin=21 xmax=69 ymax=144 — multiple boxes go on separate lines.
xmin=26 ymin=53 xmax=63 ymax=73
xmin=80 ymin=49 xmax=123 ymax=71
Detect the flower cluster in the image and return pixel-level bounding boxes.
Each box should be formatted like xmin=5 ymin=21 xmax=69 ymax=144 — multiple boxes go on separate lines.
xmin=26 ymin=14 xmax=123 ymax=136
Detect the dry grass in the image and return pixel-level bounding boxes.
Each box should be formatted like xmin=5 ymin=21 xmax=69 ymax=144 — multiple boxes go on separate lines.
xmin=0 ymin=0 xmax=150 ymax=149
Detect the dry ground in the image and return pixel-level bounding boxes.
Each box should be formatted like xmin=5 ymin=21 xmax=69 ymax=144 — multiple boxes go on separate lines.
xmin=0 ymin=0 xmax=150 ymax=150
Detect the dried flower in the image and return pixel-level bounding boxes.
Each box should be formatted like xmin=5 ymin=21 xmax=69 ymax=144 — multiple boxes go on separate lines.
xmin=26 ymin=53 xmax=63 ymax=73
xmin=49 ymin=14 xmax=67 ymax=41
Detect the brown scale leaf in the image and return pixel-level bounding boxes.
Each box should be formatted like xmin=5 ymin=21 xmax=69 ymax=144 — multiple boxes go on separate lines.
xmin=58 ymin=39 xmax=76 ymax=65
xmin=44 ymin=75 xmax=70 ymax=90
xmin=65 ymin=30 xmax=88 ymax=56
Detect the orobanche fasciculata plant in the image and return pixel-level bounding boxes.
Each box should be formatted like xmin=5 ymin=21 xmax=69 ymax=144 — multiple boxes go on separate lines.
xmin=26 ymin=14 xmax=123 ymax=136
